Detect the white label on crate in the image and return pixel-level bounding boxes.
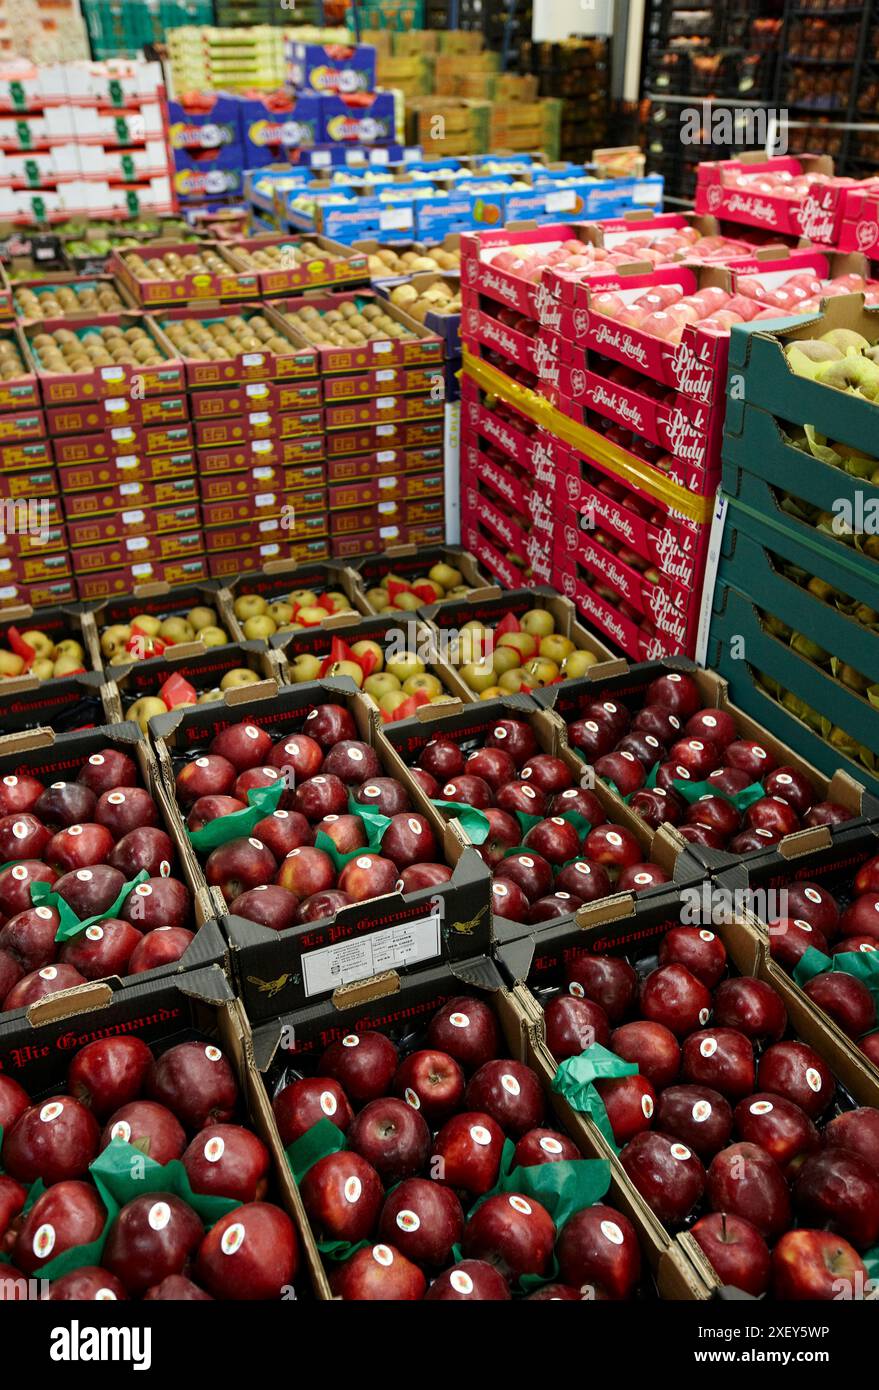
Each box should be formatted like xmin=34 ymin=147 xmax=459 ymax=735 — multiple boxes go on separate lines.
xmin=119 ymin=482 xmax=139 ymax=496
xmin=403 ymin=147 xmax=421 ymax=163
xmin=372 ymin=341 xmax=392 ymax=355
xmin=132 ymin=563 xmax=153 ymax=577
xmin=105 ymin=397 xmax=126 ymax=413
xmin=101 ymin=366 xmax=125 ymax=383
xmin=249 ymin=411 xmax=270 ymax=426
xmin=301 ymin=910 xmax=441 ymax=997
xmin=258 ymin=519 xmax=278 ymax=534
xmin=253 ymin=440 xmax=272 ymax=453
xmin=122 ymin=509 xmax=145 ymax=524
xmin=246 ymin=382 xmax=269 ymax=398
xmin=111 ymin=428 xmax=135 ymax=443
xmin=126 ymin=536 xmax=148 ymax=551
xmin=116 ymin=454 xmax=137 ymax=468
xmin=379 ymin=525 xmax=401 ymax=540
xmin=379 ymin=207 xmax=413 ymax=232
xmin=633 ymin=181 xmax=661 ymax=204
xmin=0 ymin=585 xmax=15 ymax=597
xmin=253 ymin=467 xmax=273 ymax=479
xmin=377 ymin=424 xmax=394 ymax=436
xmin=311 ymin=150 xmax=331 ymax=167
xmin=254 ymin=492 xmax=276 ymax=507
xmin=377 ymin=449 xmax=396 ymax=463
xmin=377 ymin=397 xmax=396 ymax=410
xmin=546 ymin=189 xmax=577 ymax=213
xmin=259 ymin=543 xmax=281 ymax=557
xmin=378 ymin=476 xmax=397 ymax=488
xmin=370 ymin=148 xmax=390 ymax=166
xmin=242 ymin=353 xmax=264 ymax=367
xmin=378 ymin=501 xmax=395 ymax=514
xmin=376 ymin=369 xmax=395 ymax=383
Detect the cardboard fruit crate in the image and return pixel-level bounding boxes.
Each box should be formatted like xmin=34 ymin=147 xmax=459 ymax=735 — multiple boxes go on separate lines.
xmin=707 ymin=579 xmax=879 ymax=799
xmin=348 ymin=542 xmax=486 ymax=611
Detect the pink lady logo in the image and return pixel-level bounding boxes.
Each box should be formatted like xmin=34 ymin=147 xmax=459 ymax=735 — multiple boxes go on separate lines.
xmin=564 ymin=525 xmax=578 ymax=553
xmin=798 ymin=192 xmax=836 ymax=242
xmin=571 ymin=368 xmax=587 ymax=398
xmin=706 ymin=184 xmax=723 ymax=212
xmin=466 ymin=257 xmax=477 ymax=284
xmin=467 ymin=307 xmax=479 ymax=333
xmin=562 ymin=572 xmax=575 ymax=598
xmin=535 ymin=280 xmax=562 ymax=329
xmin=573 ymin=308 xmax=589 ymax=339
xmin=856 ymin=219 xmax=879 ymax=252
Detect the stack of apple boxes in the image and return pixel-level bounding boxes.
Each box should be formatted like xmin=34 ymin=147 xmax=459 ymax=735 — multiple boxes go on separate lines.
xmin=0 ymin=317 xmax=70 ymax=610
xmin=21 ymin=312 xmax=203 ymax=603
xmin=278 ymin=291 xmax=448 ymax=563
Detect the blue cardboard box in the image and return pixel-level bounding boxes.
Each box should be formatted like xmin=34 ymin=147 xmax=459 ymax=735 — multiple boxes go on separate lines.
xmin=174 ymin=166 xmax=245 ymax=204
xmin=240 ymin=93 xmax=322 ymax=166
xmin=321 ymin=93 xmax=397 ymax=146
xmin=287 ymin=41 xmax=377 ymax=95
xmin=167 ymin=93 xmax=242 ymax=173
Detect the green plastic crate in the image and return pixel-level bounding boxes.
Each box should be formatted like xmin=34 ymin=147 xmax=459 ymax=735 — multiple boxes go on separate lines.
xmin=82 ymin=0 xmax=158 ymax=56
xmin=707 ymin=579 xmax=879 ymax=795
xmin=352 ymin=0 xmax=425 ymax=31
xmin=159 ymin=0 xmax=214 ymax=29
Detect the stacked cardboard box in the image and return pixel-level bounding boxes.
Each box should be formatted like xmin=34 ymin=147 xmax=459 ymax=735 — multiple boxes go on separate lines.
xmin=278 ymin=289 xmax=445 ymax=559
xmin=0 ymin=60 xmax=173 ymax=224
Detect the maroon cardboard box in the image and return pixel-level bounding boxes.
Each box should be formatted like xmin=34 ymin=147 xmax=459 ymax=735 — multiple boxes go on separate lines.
xmin=203 ymin=510 xmax=328 ymax=552
xmin=71 ymin=528 xmax=204 ymax=575
xmin=330 ymin=493 xmax=444 ymax=534
xmin=56 ymin=449 xmax=197 ymax=491
xmin=198 ymin=463 xmax=325 ymax=502
xmin=200 ymin=488 xmax=327 ymax=527
xmin=325 ymin=444 xmax=443 ymax=482
xmin=0 ymin=575 xmax=76 ymax=609
xmin=63 ymin=475 xmax=199 ymax=519
xmin=327 ymin=469 xmax=444 ymax=510
xmin=187 ymin=378 xmax=321 ymax=420
xmin=320 ymin=362 xmax=442 ymax=401
xmin=197 ymin=435 xmax=324 ymax=474
xmin=27 ymin=313 xmax=184 ymax=406
xmin=325 ymin=393 xmax=442 ymax=430
xmin=52 ymin=421 xmax=194 ymax=465
xmin=75 ymin=554 xmax=209 ymax=600
xmin=0 ymin=549 xmax=72 ymax=585
xmin=0 ymin=326 xmax=39 ymax=412
xmin=0 ymin=521 xmax=67 ymax=559
xmin=66 ymin=500 xmax=201 ymax=548
xmin=207 ymin=537 xmax=330 ymax=578
xmin=330 ymin=520 xmax=445 ymax=559
xmin=157 ymin=303 xmax=318 ymax=387
xmin=45 ymin=391 xmax=189 ymax=438
xmin=0 ymin=408 xmax=46 ymax=448
xmin=224 ymin=234 xmax=369 ymax=297
xmin=0 ymin=437 xmax=52 ymax=472
xmin=278 ymin=290 xmax=444 ymax=372
xmin=193 ymin=406 xmax=323 ymax=450
xmin=0 ymin=464 xmax=59 ymax=498
xmin=110 ymin=241 xmax=259 ymax=308
xmin=324 ymin=414 xmax=443 ymax=456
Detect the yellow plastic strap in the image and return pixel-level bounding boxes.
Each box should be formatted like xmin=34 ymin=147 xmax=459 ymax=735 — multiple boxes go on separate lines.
xmin=460 ymin=349 xmax=715 ymax=525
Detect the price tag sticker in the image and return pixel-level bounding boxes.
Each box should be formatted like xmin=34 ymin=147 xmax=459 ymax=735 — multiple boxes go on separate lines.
xmin=121 ymin=509 xmax=144 ymax=524
xmin=379 ymin=206 xmax=413 ymax=232
xmin=546 ymin=189 xmax=577 ymax=213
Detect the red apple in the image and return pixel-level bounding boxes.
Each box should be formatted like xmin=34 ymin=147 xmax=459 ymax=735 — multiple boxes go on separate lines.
xmin=393 ymin=1050 xmax=464 ymax=1122
xmin=322 ymin=740 xmax=381 ymax=786
xmin=462 ymin=1191 xmax=555 ymax=1280
xmin=196 ymin=1202 xmax=297 ymax=1300
xmin=685 ymin=796 xmax=740 ymax=843
xmin=110 ymin=827 xmax=176 ymax=878
xmin=630 ymin=786 xmax=685 ymax=829
xmin=272 ymin=1077 xmax=353 ymax=1145
xmin=78 ymin=749 xmax=137 ymax=795
xmin=229 ymin=885 xmax=300 ymax=932
xmin=706 ymin=1141 xmax=791 ymax=1241
xmin=292 ymin=774 xmax=349 ymax=820
xmin=646 ymin=671 xmax=701 ymax=717
xmin=610 ymin=1020 xmax=681 ymax=1089
xmin=3 ymin=1095 xmax=99 ymax=1183
xmin=475 ymin=808 xmax=521 ymax=869
xmin=59 ymin=918 xmax=142 ymax=980
xmin=127 ymin=926 xmax=194 ymax=974
xmin=441 ymin=775 xmax=493 ymax=811
xmin=68 ymin=1036 xmax=153 ymax=1118
xmin=55 ymin=864 xmax=124 ymax=918
xmin=417 ymin=739 xmax=465 ymax=781
xmin=3 ymin=963 xmax=86 ymax=1013
xmin=0 ymin=813 xmax=49 ymax=861
xmin=330 ymin=1243 xmax=425 ymax=1301
xmin=337 ymin=852 xmax=399 ymax=903
xmin=269 ymin=733 xmax=323 ymax=780
xmin=424 ymin=1260 xmax=510 ymax=1300
xmin=513 ymin=1128 xmax=580 ymax=1167
xmin=49 ymin=1268 xmax=129 ymax=1301
xmin=320 ymin=1031 xmax=399 ymax=1103
xmin=568 ymin=717 xmax=616 ymax=760
xmin=795 ymin=1148 xmax=879 ymax=1249
xmin=296 ymin=890 xmax=355 ymax=923
xmin=678 ymin=824 xmax=726 ymax=850
xmin=772 ymin=1228 xmax=866 ymax=1300
xmin=233 ymin=766 xmax=284 ymax=804
xmin=804 ymin=971 xmax=876 ymax=1039
xmin=0 ymin=1074 xmax=30 ymax=1132
xmin=593 ymin=751 xmax=646 ymax=797
xmin=632 ymin=705 xmax=683 ymax=744
xmin=555 ymin=860 xmax=612 ymax=903
xmin=691 ymin=1212 xmax=770 ymax=1296
xmin=101 ymin=1101 xmax=186 ymax=1164
xmin=45 ymin=822 xmax=114 ymax=873
xmin=491 ymin=878 xmax=528 ymax=921
xmin=549 ymin=787 xmax=607 ymax=824
xmin=783 ymin=882 xmax=840 ymax=938
xmin=276 ymin=845 xmax=335 ymax=899
xmin=35 ymin=781 xmax=96 ymax=828
xmin=757 ymin=1041 xmax=835 ymax=1119
xmin=466 ymin=746 xmax=516 ymax=791
xmin=353 ymin=779 xmax=411 ymax=817
xmin=209 ymin=722 xmax=273 ymax=773
xmin=485 ymin=719 xmax=537 ymax=765
xmin=304 ymin=704 xmax=357 ymax=748
xmin=464 ymin=1059 xmax=545 ymax=1138
xmin=94 ymin=787 xmax=158 ymax=838
xmin=120 ymin=876 xmax=190 ymax=933
xmin=768 ymin=916 xmax=830 ymax=970
xmin=495 ymin=852 xmax=553 ymax=903
xmin=523 ymin=817 xmax=581 ymax=866
xmin=253 ymin=809 xmax=314 ymax=859
xmin=707 ymin=766 xmax=754 ymax=798
xmin=582 ymin=698 xmax=630 ymax=740
xmin=655 ymin=1084 xmax=733 ymax=1159
xmin=712 ymin=977 xmax=787 ymax=1043
xmin=804 ymin=801 xmax=852 ymax=828
xmin=855 ymin=855 xmax=879 ymax=896
xmin=620 ymin=1131 xmax=705 ymax=1223
xmin=0 ymin=948 xmax=22 ymax=1002
xmin=348 ymin=1097 xmax=431 ymax=1183
xmin=733 ymin=1092 xmax=820 ymax=1173
xmin=13 ymin=1180 xmax=106 ymax=1274
xmin=143 ymin=1276 xmax=210 ymax=1301
xmin=659 ymin=926 xmax=727 ymax=988
xmin=0 ymin=905 xmax=61 ymax=973
xmin=582 ymin=825 xmax=642 ymax=878
xmin=496 ymin=780 xmax=547 ymax=818
xmin=313 ymin=814 xmax=364 ymax=856
xmin=724 ymin=739 xmax=777 ymax=779
xmin=745 ymin=796 xmax=800 ymax=839
xmin=378 ymin=1178 xmax=464 ymax=1268
xmin=380 ymin=813 xmax=437 ymax=870
xmin=300 ymin=1151 xmax=384 ymax=1243
xmin=681 ymin=1027 xmax=755 ymax=1099
xmin=616 ymin=732 xmax=663 ymax=768
xmin=595 ymin=1073 xmax=656 ymax=1145
xmin=764 ymin=767 xmax=814 ymax=817
xmin=669 ymin=737 xmax=721 ymax=780
xmin=729 ymin=827 xmax=782 ymax=854
xmin=640 ymin=964 xmax=712 ymax=1037
xmin=565 ymin=955 xmax=637 ymax=1023
xmin=556 ymin=1203 xmax=641 ymax=1300
xmin=823 ymin=1108 xmax=879 ymax=1173
xmin=175 ymin=754 xmax=237 ymax=807
xmin=544 ymin=994 xmax=610 ymax=1058
xmin=840 ymin=894 xmax=879 ymax=942
xmin=146 ymin=1041 xmax=238 ymax=1130
xmin=521 ymin=755 xmax=574 ymax=795
xmin=204 ymin=837 xmax=277 ymax=902
xmin=430 ymin=1112 xmax=504 ymax=1195
xmin=684 ymin=708 xmax=736 ymax=749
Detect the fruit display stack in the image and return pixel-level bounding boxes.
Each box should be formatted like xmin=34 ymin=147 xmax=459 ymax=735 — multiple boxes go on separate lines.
xmin=0 ymin=967 xmax=304 ymax=1302
xmin=279 ymin=290 xmax=446 ymax=559
xmin=351 ymin=544 xmax=484 ymax=613
xmin=538 ymin=661 xmax=871 ymax=865
xmin=0 ymin=322 xmax=61 ymax=608
xmin=497 ymin=885 xmax=879 ymax=1301
xmin=710 ymin=294 xmax=879 ymax=795
xmin=24 ymin=310 xmax=203 ymax=602
xmin=153 ymin=301 xmax=329 ymax=578
xmin=0 ymin=59 xmax=173 ymax=225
